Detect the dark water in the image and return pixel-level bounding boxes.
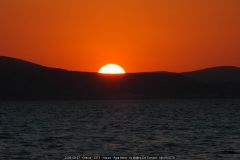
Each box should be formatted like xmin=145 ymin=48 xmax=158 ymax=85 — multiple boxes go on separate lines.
xmin=0 ymin=99 xmax=240 ymax=160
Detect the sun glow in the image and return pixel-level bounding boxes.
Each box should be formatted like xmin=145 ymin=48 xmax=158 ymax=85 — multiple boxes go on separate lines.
xmin=98 ymin=64 xmax=126 ymax=74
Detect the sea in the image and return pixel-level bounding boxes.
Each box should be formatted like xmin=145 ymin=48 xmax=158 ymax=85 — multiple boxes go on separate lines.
xmin=0 ymin=99 xmax=240 ymax=160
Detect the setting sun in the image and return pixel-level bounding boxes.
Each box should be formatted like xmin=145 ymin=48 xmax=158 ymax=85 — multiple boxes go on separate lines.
xmin=98 ymin=64 xmax=126 ymax=74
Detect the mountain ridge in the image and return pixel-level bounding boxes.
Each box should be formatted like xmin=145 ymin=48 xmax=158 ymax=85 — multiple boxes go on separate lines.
xmin=0 ymin=56 xmax=239 ymax=100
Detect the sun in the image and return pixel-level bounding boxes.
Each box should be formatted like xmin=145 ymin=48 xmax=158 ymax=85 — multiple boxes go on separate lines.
xmin=98 ymin=64 xmax=126 ymax=74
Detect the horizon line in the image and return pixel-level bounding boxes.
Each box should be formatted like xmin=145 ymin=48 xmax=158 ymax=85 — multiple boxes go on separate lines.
xmin=0 ymin=55 xmax=239 ymax=74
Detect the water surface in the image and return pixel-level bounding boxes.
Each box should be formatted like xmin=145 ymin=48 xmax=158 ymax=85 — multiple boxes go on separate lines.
xmin=0 ymin=99 xmax=240 ymax=159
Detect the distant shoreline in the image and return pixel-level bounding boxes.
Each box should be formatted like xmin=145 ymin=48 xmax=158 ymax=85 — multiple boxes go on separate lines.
xmin=1 ymin=56 xmax=240 ymax=100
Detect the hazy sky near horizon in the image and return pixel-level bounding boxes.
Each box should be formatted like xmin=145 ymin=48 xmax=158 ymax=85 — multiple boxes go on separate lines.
xmin=0 ymin=0 xmax=240 ymax=72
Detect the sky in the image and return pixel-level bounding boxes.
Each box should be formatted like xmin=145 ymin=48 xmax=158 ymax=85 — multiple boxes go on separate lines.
xmin=0 ymin=0 xmax=240 ymax=72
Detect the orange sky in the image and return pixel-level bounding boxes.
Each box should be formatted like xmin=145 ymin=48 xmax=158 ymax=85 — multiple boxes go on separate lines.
xmin=0 ymin=0 xmax=240 ymax=72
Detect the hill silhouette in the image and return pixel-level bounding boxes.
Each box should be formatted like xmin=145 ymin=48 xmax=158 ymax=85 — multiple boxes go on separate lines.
xmin=0 ymin=56 xmax=239 ymax=100
xmin=183 ymin=66 xmax=240 ymax=84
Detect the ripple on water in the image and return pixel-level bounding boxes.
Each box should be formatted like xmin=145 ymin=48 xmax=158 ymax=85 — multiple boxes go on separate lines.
xmin=0 ymin=99 xmax=240 ymax=160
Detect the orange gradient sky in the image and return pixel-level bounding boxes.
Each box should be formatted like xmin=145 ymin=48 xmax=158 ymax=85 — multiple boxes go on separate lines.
xmin=0 ymin=0 xmax=240 ymax=72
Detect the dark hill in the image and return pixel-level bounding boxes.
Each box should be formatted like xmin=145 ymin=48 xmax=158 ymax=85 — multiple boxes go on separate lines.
xmin=0 ymin=56 xmax=47 ymax=71
xmin=182 ymin=66 xmax=240 ymax=84
xmin=0 ymin=56 xmax=239 ymax=100
xmin=182 ymin=66 xmax=240 ymax=97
